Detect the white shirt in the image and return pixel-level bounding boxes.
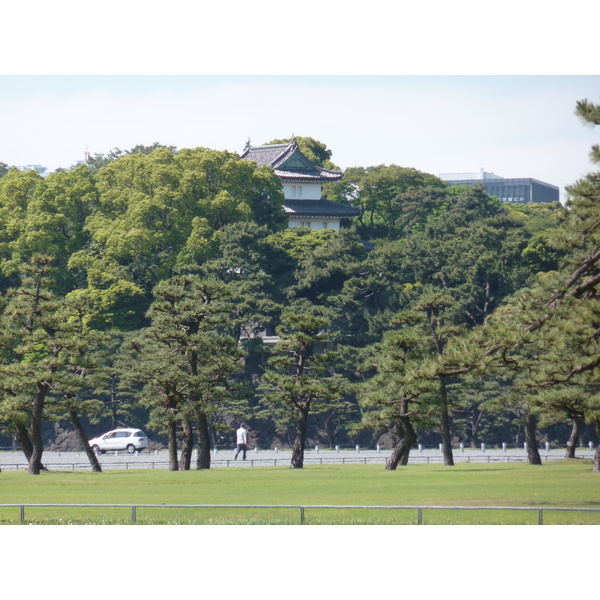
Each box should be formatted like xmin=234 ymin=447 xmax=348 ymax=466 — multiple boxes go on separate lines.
xmin=236 ymin=427 xmax=248 ymax=445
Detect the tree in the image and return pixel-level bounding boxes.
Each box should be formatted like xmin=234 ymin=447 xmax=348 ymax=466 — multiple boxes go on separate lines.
xmin=50 ymin=289 xmax=116 ymax=472
xmin=290 ymin=228 xmax=367 ymax=304
xmin=0 ymin=256 xmax=97 ymax=474
xmin=200 ymin=221 xmax=284 ymax=342
xmin=0 ymin=162 xmax=12 ymax=178
xmin=119 ymin=329 xmax=188 ymax=470
xmin=469 ymin=98 xmax=600 ymax=471
xmin=0 ymin=166 xmax=99 ymax=296
xmin=324 ymin=164 xmax=447 ymax=239
xmin=19 ymin=166 xmax=99 ymax=294
xmin=259 ymin=301 xmax=348 ymax=468
xmin=122 ymin=275 xmax=244 ymax=470
xmin=0 ymin=169 xmax=45 ymax=291
xmin=411 ymin=289 xmax=463 ymax=465
xmin=73 ymin=147 xmax=286 ymax=305
xmin=358 ymin=322 xmax=438 ymax=469
xmin=83 ymin=142 xmax=177 ymax=173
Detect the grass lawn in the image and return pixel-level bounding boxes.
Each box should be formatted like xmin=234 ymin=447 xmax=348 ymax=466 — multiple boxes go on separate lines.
xmin=1 ymin=459 xmax=599 ymax=524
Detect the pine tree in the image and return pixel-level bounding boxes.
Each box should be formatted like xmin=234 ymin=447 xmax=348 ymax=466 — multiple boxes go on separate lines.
xmin=121 ymin=275 xmax=243 ymax=470
xmin=259 ymin=300 xmax=348 ymax=468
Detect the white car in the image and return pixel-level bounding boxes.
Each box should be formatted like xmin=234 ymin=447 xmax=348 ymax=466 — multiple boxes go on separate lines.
xmin=89 ymin=428 xmax=149 ymax=454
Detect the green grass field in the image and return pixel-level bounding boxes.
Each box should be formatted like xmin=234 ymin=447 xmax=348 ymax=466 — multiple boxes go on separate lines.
xmin=1 ymin=459 xmax=599 ymax=524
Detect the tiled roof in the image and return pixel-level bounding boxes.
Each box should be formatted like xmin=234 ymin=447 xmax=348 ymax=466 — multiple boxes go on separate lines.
xmin=241 ymin=143 xmax=291 ymax=168
xmin=284 ymin=199 xmax=360 ymax=218
xmin=241 ymin=141 xmax=343 ymax=182
xmin=273 ymin=168 xmax=342 ymax=181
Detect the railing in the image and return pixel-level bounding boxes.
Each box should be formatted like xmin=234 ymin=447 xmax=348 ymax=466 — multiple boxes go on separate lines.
xmin=1 ymin=503 xmax=599 ymax=524
xmin=0 ymin=452 xmax=596 ymax=471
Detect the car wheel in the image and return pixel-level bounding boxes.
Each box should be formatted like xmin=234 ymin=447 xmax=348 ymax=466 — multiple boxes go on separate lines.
xmin=126 ymin=444 xmax=136 ymax=454
xmin=92 ymin=445 xmax=101 ymax=454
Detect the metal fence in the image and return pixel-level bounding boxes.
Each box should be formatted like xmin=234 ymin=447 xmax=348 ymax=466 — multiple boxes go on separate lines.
xmin=1 ymin=452 xmax=596 ymax=471
xmin=1 ymin=503 xmax=599 ymax=524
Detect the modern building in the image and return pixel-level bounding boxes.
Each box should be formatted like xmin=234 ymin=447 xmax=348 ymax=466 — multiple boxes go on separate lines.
xmin=240 ymin=140 xmax=359 ymax=229
xmin=439 ymin=169 xmax=559 ymax=204
xmin=15 ymin=165 xmax=50 ymax=178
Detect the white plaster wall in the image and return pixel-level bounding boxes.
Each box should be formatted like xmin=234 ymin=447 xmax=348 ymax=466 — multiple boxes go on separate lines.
xmin=283 ymin=182 xmax=322 ymax=200
xmin=288 ymin=217 xmax=340 ymax=231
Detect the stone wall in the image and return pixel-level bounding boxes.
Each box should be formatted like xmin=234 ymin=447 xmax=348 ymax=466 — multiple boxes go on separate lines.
xmin=47 ymin=423 xmax=81 ymax=452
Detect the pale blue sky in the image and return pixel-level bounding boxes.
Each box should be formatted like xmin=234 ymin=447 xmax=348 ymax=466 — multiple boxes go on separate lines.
xmin=2 ymin=2 xmax=599 ymax=204
xmin=1 ymin=75 xmax=598 ymax=202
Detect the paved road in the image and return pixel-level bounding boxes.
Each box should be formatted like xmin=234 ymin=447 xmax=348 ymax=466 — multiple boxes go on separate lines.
xmin=1 ymin=446 xmax=596 ymax=470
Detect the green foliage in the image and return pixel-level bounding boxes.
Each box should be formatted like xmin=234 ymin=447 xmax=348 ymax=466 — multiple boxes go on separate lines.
xmin=80 ymin=147 xmax=285 ymax=292
xmin=260 ymin=301 xmax=348 ymax=417
xmin=324 ymin=164 xmax=448 ymax=239
xmin=0 ymin=162 xmax=12 ymax=178
xmin=118 ymin=274 xmax=245 ymax=468
xmin=442 ymin=98 xmax=600 ymax=467
xmin=84 ymin=142 xmax=178 ymax=173
xmin=4 ymin=107 xmax=600 ymax=470
xmin=259 ymin=300 xmax=350 ymax=466
xmin=200 ymin=222 xmax=284 ymax=340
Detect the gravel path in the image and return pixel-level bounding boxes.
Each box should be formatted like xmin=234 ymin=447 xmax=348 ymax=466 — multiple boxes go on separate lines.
xmin=1 ymin=446 xmax=596 ymax=470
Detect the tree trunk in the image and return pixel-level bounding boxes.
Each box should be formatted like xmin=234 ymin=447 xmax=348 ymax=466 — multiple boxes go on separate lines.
xmin=524 ymin=412 xmax=542 ymax=465
xmin=386 ymin=415 xmax=417 ymax=470
xmin=16 ymin=422 xmax=49 ymax=471
xmin=110 ymin=382 xmax=119 ymax=430
xmin=28 ymin=385 xmax=49 ymax=475
xmin=179 ymin=414 xmax=194 ymax=471
xmin=470 ymin=407 xmax=483 ymax=448
xmin=399 ymin=416 xmax=417 ymax=466
xmin=195 ymin=410 xmax=211 ymax=470
xmin=167 ymin=418 xmax=179 ymax=471
xmin=16 ymin=423 xmax=34 ymax=463
xmin=69 ymin=409 xmax=102 ymax=472
xmin=439 ymin=377 xmax=454 ymax=466
xmin=565 ymin=416 xmax=584 ymax=458
xmin=386 ymin=443 xmax=404 ymax=470
xmin=290 ymin=408 xmax=309 ymax=469
xmin=593 ymin=420 xmax=600 ymax=473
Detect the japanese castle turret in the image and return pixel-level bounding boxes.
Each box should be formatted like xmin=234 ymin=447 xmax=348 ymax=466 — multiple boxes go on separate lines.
xmin=241 ymin=140 xmax=359 ymax=230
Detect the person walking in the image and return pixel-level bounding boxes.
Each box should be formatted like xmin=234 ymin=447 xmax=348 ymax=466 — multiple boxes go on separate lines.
xmin=234 ymin=423 xmax=249 ymax=460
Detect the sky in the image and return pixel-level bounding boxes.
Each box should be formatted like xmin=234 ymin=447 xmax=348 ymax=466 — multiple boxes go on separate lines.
xmin=1 ymin=75 xmax=599 ymax=202
xmin=2 ymin=2 xmax=599 ymax=204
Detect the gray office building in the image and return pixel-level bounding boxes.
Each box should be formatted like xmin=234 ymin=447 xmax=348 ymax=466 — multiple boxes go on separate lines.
xmin=439 ymin=169 xmax=559 ymax=204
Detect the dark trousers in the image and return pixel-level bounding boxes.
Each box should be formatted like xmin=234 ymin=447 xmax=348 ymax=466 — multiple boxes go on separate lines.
xmin=235 ymin=444 xmax=247 ymax=459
